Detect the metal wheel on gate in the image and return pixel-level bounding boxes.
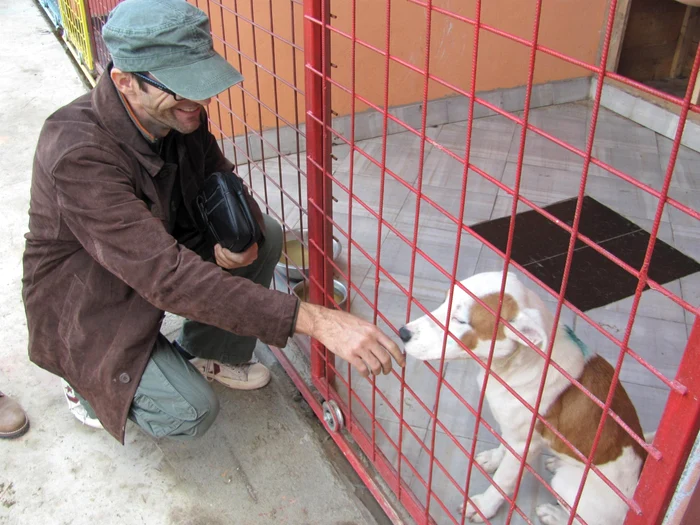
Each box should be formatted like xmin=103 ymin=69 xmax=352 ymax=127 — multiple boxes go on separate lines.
xmin=81 ymin=0 xmax=700 ymax=523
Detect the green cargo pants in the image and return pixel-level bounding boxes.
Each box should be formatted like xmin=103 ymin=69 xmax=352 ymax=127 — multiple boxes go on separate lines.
xmin=129 ymin=333 xmax=220 ymax=439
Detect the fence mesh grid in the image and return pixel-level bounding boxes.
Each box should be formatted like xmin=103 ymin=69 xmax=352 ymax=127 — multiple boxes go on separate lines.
xmin=81 ymin=1 xmax=700 ymax=523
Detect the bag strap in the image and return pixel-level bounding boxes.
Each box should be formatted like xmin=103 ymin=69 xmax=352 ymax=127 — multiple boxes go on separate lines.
xmin=232 ymin=180 xmax=259 ymax=235
xmin=192 ymin=193 xmax=209 ymax=232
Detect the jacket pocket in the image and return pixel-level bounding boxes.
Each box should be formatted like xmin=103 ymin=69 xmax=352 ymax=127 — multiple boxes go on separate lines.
xmin=58 ymin=275 xmax=84 ymax=347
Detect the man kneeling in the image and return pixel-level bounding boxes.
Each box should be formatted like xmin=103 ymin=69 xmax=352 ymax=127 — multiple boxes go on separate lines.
xmin=22 ymin=0 xmax=404 ymax=443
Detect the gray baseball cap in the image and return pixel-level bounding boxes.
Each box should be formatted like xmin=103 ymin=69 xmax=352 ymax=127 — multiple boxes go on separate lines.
xmin=102 ymin=0 xmax=243 ymax=101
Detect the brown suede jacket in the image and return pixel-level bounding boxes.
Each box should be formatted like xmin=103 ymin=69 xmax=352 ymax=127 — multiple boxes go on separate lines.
xmin=22 ymin=72 xmax=298 ymax=443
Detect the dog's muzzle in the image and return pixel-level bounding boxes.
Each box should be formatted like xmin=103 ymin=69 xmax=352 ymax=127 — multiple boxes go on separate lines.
xmin=399 ymin=326 xmax=412 ymax=343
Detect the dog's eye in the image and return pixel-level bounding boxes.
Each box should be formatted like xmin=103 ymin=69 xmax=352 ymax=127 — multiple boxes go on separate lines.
xmin=451 ymin=317 xmax=467 ymax=325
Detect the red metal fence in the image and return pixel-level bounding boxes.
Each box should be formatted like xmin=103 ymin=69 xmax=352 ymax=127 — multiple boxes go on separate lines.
xmin=64 ymin=0 xmax=700 ymax=523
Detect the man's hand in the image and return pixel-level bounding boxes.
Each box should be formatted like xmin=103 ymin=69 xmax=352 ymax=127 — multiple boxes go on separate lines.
xmin=214 ymin=243 xmax=258 ymax=270
xmin=295 ymin=302 xmax=405 ymax=377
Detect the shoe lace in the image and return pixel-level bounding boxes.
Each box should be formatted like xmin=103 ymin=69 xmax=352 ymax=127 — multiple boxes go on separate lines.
xmin=202 ymin=359 xmax=216 ymax=382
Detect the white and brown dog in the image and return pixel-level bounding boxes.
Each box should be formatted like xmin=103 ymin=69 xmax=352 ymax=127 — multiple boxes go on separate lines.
xmin=399 ymin=272 xmax=647 ymax=525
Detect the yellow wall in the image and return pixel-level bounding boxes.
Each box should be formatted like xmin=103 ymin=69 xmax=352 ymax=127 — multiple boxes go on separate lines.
xmin=202 ymin=0 xmax=607 ymax=137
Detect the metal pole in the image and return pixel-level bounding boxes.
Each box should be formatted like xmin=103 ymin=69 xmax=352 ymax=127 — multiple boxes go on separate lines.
xmin=627 ymin=318 xmax=700 ymax=524
xmin=303 ymin=0 xmax=334 ymax=382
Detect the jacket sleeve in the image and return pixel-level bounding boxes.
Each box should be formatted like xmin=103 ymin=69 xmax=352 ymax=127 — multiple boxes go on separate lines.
xmin=51 ymin=144 xmax=296 ymax=347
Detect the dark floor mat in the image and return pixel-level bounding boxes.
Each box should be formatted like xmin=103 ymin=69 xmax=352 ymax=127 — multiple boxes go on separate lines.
xmin=471 ymin=196 xmax=700 ymax=311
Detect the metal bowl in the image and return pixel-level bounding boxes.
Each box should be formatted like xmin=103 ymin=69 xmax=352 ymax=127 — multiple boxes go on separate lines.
xmin=276 ymin=228 xmax=342 ymax=281
xmin=292 ymin=279 xmax=348 ymax=310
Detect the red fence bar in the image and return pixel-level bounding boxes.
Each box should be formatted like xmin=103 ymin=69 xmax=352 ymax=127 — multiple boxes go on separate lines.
xmin=303 ymin=0 xmax=334 ymax=382
xmin=343 ymin=0 xmax=359 ymax=467
xmin=630 ymin=318 xmax=700 ymax=524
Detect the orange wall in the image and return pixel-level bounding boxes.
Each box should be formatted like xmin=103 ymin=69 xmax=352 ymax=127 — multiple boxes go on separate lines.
xmin=201 ymin=0 xmax=607 ymax=136
xmin=199 ymin=0 xmax=306 ymax=138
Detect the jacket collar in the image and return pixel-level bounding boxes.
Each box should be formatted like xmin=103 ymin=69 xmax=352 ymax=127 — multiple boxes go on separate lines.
xmin=92 ymin=65 xmax=164 ymax=177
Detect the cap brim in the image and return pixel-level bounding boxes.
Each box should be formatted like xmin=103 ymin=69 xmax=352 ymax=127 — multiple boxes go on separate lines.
xmin=151 ymin=53 xmax=243 ymax=101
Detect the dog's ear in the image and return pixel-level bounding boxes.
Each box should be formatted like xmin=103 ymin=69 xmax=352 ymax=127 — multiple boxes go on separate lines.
xmin=505 ymin=307 xmax=549 ymax=350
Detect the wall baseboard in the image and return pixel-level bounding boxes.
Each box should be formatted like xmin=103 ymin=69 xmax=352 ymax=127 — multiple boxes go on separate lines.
xmin=592 ymin=78 xmax=700 ymax=153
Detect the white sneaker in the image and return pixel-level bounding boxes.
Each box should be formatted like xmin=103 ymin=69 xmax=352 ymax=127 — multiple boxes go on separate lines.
xmin=61 ymin=379 xmax=103 ymax=429
xmin=190 ymin=358 xmax=271 ymax=390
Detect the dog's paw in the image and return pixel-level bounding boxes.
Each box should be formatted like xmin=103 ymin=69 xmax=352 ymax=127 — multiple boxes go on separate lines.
xmin=536 ymin=503 xmax=568 ymax=525
xmin=475 ymin=447 xmax=505 ymax=473
xmin=544 ymin=456 xmax=561 ymax=473
xmin=460 ymin=493 xmax=501 ymax=523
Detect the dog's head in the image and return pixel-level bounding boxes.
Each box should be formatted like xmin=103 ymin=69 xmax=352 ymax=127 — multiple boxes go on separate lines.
xmin=399 ymin=271 xmax=551 ymax=362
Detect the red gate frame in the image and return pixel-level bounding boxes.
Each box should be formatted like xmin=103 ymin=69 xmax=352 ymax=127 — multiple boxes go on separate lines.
xmin=285 ymin=0 xmax=700 ymax=524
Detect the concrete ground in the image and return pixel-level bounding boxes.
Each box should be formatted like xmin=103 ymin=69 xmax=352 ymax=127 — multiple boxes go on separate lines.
xmin=0 ymin=2 xmax=392 ymax=524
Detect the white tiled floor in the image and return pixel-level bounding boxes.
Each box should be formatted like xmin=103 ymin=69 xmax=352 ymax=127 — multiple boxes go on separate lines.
xmin=244 ymin=100 xmax=699 ymax=524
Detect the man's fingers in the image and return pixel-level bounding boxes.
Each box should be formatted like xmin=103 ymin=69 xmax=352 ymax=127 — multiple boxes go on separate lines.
xmin=244 ymin=243 xmax=258 ymax=260
xmin=360 ymin=350 xmax=384 ymax=376
xmin=214 ymin=243 xmax=258 ymax=269
xmin=368 ymin=344 xmax=392 ymax=374
xmin=313 ymin=309 xmax=405 ymax=378
xmin=350 ymin=356 xmax=369 ymax=378
xmin=214 ymin=244 xmax=232 ymax=265
xmin=376 ymin=331 xmax=406 ymax=368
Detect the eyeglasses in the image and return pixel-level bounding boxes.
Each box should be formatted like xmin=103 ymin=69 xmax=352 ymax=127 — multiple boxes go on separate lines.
xmin=132 ymin=72 xmax=184 ymax=101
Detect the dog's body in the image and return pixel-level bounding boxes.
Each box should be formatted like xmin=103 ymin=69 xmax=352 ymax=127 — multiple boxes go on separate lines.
xmin=399 ymin=272 xmax=646 ymax=525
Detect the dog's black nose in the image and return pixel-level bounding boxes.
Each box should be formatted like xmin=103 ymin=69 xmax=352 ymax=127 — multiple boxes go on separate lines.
xmin=399 ymin=326 xmax=412 ymax=343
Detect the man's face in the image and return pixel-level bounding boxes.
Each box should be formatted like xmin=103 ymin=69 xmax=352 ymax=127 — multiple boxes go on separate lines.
xmin=132 ymin=81 xmax=211 ymax=137
xmin=111 ymin=69 xmax=212 ymax=138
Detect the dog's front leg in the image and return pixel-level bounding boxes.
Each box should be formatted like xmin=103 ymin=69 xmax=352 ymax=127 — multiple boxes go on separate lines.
xmin=463 ymin=440 xmax=542 ymax=523
xmin=476 ymin=445 xmax=506 ymax=473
